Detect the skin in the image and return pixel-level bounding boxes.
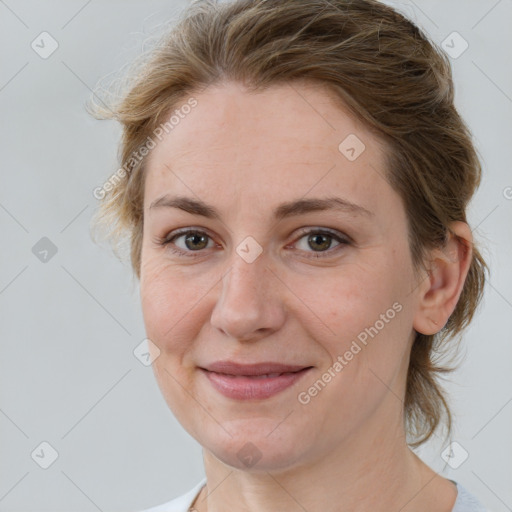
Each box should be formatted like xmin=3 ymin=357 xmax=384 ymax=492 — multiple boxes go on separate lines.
xmin=139 ymin=79 xmax=472 ymax=512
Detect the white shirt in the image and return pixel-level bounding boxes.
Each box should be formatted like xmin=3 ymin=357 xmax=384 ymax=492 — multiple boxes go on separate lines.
xmin=140 ymin=478 xmax=488 ymax=511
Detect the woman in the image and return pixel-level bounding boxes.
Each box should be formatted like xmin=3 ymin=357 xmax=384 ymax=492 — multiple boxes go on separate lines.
xmin=92 ymin=0 xmax=488 ymax=510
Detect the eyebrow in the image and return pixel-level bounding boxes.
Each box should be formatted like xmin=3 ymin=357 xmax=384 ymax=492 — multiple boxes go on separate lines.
xmin=149 ymin=195 xmax=373 ymax=220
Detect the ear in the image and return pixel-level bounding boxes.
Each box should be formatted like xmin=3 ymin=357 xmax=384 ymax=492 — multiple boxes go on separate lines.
xmin=413 ymin=221 xmax=473 ymax=335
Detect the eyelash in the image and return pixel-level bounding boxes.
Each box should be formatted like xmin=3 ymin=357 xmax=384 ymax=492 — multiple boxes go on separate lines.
xmin=156 ymin=227 xmax=351 ymax=259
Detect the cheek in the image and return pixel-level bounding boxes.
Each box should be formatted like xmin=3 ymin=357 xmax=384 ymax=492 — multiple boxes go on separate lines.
xmin=139 ymin=254 xmax=218 ymax=359
xmin=139 ymin=257 xmax=208 ymax=424
xmin=315 ymin=267 xmax=400 ymax=336
xmin=295 ymin=269 xmax=412 ymax=430
xmin=307 ymin=255 xmax=414 ymax=375
xmin=140 ymin=256 xmax=190 ymax=351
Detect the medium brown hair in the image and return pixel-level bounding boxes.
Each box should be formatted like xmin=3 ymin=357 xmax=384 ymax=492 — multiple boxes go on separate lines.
xmin=91 ymin=0 xmax=487 ymax=447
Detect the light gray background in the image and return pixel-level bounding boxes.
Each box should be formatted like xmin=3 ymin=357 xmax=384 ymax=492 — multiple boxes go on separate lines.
xmin=1 ymin=1 xmax=511 ymax=511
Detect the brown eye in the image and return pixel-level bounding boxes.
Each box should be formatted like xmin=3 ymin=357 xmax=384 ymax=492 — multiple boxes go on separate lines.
xmin=307 ymin=233 xmax=333 ymax=251
xmin=162 ymin=229 xmax=215 ymax=256
xmin=183 ymin=232 xmax=210 ymax=251
xmin=293 ymin=228 xmax=350 ymax=258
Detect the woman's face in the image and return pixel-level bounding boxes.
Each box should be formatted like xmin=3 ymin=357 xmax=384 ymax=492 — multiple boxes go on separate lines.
xmin=140 ymin=80 xmax=422 ymax=471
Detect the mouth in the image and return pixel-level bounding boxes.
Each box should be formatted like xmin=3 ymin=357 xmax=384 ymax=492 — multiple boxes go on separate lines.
xmin=199 ymin=361 xmax=314 ymax=400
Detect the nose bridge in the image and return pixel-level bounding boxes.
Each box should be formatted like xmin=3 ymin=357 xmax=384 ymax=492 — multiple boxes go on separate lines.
xmin=226 ymin=261 xmax=261 ymax=306
xmin=211 ymin=251 xmax=284 ymax=340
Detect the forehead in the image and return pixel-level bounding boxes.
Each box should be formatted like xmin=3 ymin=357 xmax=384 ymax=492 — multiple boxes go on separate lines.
xmin=144 ymin=80 xmax=391 ymax=210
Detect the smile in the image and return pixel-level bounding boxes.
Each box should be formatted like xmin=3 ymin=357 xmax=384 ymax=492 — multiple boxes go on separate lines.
xmin=199 ymin=363 xmax=313 ymax=400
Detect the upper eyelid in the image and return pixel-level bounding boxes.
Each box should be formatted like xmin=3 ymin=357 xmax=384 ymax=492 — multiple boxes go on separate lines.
xmin=293 ymin=226 xmax=351 ymax=242
xmin=165 ymin=227 xmax=215 ymax=243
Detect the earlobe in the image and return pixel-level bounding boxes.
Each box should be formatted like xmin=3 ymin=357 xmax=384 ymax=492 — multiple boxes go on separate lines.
xmin=413 ymin=222 xmax=473 ymax=336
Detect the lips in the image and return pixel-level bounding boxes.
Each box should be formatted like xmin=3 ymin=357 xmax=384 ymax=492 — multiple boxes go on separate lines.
xmin=202 ymin=361 xmax=310 ymax=376
xmin=200 ymin=361 xmax=313 ymax=400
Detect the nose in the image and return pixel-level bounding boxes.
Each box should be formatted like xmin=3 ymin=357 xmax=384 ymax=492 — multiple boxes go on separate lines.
xmin=210 ymin=255 xmax=286 ymax=342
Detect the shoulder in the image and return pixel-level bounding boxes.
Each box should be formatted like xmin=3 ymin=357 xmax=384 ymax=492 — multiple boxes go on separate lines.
xmin=138 ymin=478 xmax=207 ymax=512
xmin=451 ymin=480 xmax=489 ymax=512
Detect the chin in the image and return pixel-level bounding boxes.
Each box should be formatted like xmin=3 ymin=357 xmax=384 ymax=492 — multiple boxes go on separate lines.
xmin=201 ymin=419 xmax=310 ymax=472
